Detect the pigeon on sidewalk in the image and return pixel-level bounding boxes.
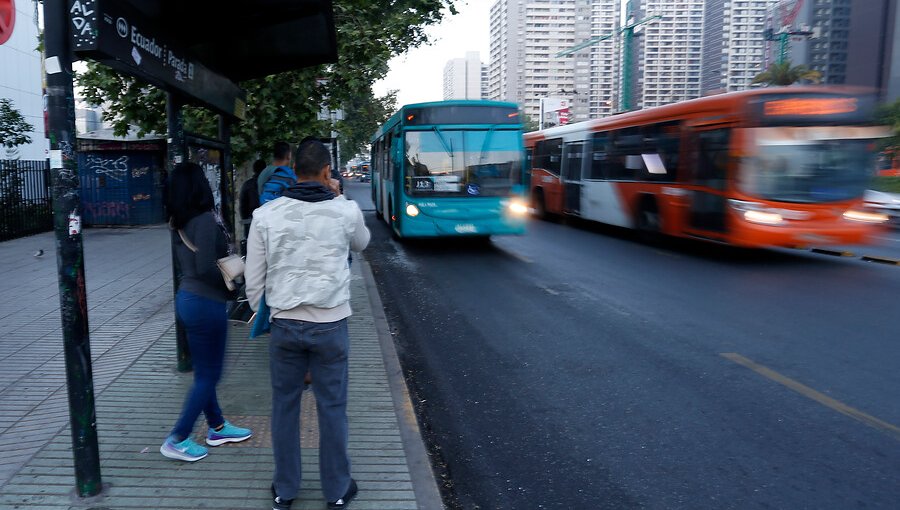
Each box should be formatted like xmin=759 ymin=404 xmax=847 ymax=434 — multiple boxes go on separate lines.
xmin=33 ymin=249 xmax=44 ymax=257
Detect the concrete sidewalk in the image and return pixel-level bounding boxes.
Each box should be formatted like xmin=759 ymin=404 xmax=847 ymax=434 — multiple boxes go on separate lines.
xmin=0 ymin=225 xmax=442 ymax=509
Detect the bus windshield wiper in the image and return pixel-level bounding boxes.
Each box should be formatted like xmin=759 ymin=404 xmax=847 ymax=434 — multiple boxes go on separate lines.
xmin=433 ymin=126 xmax=453 ymax=156
xmin=479 ymin=126 xmax=497 ymax=162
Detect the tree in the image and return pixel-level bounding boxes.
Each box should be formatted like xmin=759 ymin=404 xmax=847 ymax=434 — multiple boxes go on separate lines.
xmin=521 ymin=114 xmax=539 ymax=133
xmin=0 ymin=99 xmax=33 ymax=150
xmin=751 ymin=61 xmax=822 ymax=87
xmin=78 ymin=0 xmax=458 ymax=166
xmin=336 ymin=89 xmax=397 ymax=166
xmin=876 ymin=98 xmax=900 ymax=155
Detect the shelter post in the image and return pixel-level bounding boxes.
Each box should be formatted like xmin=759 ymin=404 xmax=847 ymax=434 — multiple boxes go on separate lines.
xmin=166 ymin=93 xmax=191 ymax=372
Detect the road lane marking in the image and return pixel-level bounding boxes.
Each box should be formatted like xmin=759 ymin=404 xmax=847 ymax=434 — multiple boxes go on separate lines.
xmin=720 ymin=352 xmax=900 ymax=442
xmin=811 ymin=248 xmax=854 ymax=257
xmin=861 ymin=255 xmax=900 ymax=265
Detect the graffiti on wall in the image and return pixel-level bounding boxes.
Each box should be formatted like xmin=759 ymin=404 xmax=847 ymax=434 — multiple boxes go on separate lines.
xmin=83 ymin=201 xmax=129 ymax=221
xmin=86 ymin=154 xmax=129 ymax=181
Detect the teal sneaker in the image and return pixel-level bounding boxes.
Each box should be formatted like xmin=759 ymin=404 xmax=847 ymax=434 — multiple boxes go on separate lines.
xmin=206 ymin=421 xmax=252 ymax=446
xmin=160 ymin=436 xmax=208 ymax=462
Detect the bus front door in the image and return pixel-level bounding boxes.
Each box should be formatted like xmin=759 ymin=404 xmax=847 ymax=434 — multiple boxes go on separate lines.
xmin=685 ymin=127 xmax=732 ymax=238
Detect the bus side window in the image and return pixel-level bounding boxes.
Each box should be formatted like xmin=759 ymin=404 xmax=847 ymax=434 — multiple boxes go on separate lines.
xmin=534 ymin=138 xmax=563 ymax=176
xmin=641 ymin=122 xmax=680 ymax=182
xmin=589 ymin=133 xmax=608 ymax=180
xmin=695 ymin=129 xmax=731 ymax=190
xmin=387 ymin=133 xmax=396 ymax=181
xmin=373 ymin=140 xmax=381 ymax=175
xmin=562 ymin=141 xmax=585 ymax=181
xmin=548 ymin=139 xmax=562 ymax=174
xmin=608 ymin=128 xmax=642 ymax=180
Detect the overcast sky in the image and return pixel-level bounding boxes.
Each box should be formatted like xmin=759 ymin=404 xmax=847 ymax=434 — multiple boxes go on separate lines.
xmin=373 ymin=1 xmax=492 ymax=107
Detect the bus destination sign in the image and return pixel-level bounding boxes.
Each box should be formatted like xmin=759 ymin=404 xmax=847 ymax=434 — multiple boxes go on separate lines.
xmin=68 ymin=0 xmax=245 ymax=119
xmin=754 ymin=93 xmax=875 ymax=126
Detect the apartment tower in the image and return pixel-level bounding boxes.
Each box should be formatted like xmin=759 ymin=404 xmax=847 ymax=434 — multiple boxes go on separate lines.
xmin=443 ymin=52 xmax=487 ymax=100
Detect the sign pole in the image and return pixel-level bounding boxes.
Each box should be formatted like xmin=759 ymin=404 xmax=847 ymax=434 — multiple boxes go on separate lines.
xmin=218 ymin=116 xmax=236 ymax=242
xmin=45 ymin=0 xmax=102 ymax=497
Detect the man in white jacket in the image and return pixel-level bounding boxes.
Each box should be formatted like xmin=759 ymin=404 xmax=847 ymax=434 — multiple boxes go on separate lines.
xmin=245 ymin=139 xmax=370 ymax=510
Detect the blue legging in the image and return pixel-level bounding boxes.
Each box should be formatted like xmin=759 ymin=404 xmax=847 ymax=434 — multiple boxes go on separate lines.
xmin=170 ymin=290 xmax=227 ymax=441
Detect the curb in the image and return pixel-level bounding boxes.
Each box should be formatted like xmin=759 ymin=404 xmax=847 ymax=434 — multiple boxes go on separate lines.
xmin=358 ymin=255 xmax=446 ymax=510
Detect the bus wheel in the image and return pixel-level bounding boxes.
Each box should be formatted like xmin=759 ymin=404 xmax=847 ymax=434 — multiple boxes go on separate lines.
xmin=635 ymin=196 xmax=662 ymax=243
xmin=388 ymin=203 xmax=400 ymax=241
xmin=533 ymin=189 xmax=548 ymax=220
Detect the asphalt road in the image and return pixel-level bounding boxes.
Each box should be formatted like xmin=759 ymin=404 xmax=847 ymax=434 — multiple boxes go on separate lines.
xmin=345 ymin=182 xmax=900 ymax=509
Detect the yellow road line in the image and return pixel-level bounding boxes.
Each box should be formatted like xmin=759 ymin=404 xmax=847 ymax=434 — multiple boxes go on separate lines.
xmin=720 ymin=352 xmax=900 ymax=442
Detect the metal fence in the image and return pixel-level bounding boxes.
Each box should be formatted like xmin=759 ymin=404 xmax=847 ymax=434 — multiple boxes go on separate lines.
xmin=0 ymin=159 xmax=53 ymax=242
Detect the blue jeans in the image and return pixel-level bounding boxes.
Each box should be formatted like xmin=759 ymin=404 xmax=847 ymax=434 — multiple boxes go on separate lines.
xmin=270 ymin=318 xmax=351 ymax=502
xmin=171 ymin=290 xmax=227 ymax=441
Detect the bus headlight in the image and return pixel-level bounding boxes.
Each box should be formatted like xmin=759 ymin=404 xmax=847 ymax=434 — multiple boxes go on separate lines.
xmin=729 ymin=200 xmax=784 ymax=226
xmin=843 ymin=210 xmax=889 ymax=223
xmin=405 ymin=204 xmax=420 ymax=217
xmin=507 ymin=199 xmax=529 ymax=216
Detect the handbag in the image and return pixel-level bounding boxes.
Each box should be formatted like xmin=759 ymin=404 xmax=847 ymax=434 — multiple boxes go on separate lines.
xmin=177 ymin=229 xmax=245 ymax=291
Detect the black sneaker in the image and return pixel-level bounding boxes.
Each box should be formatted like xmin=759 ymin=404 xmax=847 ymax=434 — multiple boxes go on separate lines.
xmin=271 ymin=483 xmax=293 ymax=510
xmin=327 ymin=479 xmax=358 ymax=509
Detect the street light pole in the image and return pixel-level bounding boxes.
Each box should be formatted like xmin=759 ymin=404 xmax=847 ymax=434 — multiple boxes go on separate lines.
xmin=539 ymin=98 xmax=545 ymax=130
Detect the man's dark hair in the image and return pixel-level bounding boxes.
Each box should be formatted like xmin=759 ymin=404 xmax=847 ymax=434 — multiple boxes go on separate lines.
xmin=273 ymin=141 xmax=292 ymax=161
xmin=166 ymin=162 xmax=214 ymax=229
xmin=252 ymin=159 xmax=266 ymax=175
xmin=294 ymin=139 xmax=332 ymax=179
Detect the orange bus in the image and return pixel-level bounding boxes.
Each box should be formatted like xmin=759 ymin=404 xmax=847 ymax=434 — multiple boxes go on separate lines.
xmin=525 ymin=87 xmax=890 ymax=248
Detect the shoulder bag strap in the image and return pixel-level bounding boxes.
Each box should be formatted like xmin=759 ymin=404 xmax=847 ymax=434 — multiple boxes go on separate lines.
xmin=177 ymin=229 xmax=199 ymax=253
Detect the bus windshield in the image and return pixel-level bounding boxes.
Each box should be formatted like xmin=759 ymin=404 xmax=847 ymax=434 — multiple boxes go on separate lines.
xmin=404 ymin=129 xmax=522 ymax=197
xmin=739 ymin=127 xmax=884 ymax=204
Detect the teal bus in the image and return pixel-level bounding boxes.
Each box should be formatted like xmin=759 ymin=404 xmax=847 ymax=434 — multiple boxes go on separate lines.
xmin=370 ymin=100 xmax=529 ymax=239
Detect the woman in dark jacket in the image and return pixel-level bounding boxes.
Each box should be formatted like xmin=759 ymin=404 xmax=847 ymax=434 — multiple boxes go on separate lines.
xmin=161 ymin=162 xmax=251 ymax=462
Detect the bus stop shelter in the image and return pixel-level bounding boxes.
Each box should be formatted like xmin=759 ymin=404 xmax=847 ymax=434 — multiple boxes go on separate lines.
xmin=44 ymin=0 xmax=337 ymax=497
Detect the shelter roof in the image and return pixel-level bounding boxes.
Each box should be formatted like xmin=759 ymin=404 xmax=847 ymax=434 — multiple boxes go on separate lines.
xmin=125 ymin=0 xmax=337 ymax=82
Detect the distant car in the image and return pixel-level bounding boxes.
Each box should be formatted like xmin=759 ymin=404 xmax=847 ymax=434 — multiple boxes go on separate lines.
xmin=864 ymin=189 xmax=900 ymax=226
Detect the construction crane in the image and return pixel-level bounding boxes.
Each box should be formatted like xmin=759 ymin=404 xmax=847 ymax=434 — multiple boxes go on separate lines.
xmin=557 ymin=1 xmax=661 ymax=112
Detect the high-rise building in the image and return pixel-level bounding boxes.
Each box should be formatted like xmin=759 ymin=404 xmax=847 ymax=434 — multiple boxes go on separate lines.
xmin=634 ymin=0 xmax=706 ymax=109
xmin=763 ymin=0 xmax=851 ymax=84
xmin=847 ymin=0 xmax=898 ymax=101
xmin=702 ymin=0 xmax=778 ymax=95
xmin=443 ymin=52 xmax=486 ymax=100
xmin=490 ymin=0 xmax=608 ymax=124
xmin=0 ymin=0 xmax=49 ymax=160
xmin=488 ymin=0 xmax=523 ymax=105
xmin=587 ymin=0 xmax=620 ymax=117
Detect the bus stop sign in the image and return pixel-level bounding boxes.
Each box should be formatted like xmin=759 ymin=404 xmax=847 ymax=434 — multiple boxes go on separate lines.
xmin=68 ymin=0 xmax=245 ymax=119
xmin=0 ymin=0 xmax=15 ymax=45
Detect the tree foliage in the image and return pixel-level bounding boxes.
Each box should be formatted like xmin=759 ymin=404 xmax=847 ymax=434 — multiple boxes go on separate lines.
xmin=0 ymin=99 xmax=33 ymax=149
xmin=78 ymin=0 xmax=457 ymax=165
xmin=876 ymin=98 xmax=900 ymax=155
xmin=751 ymin=61 xmax=821 ymax=87
xmin=337 ymin=88 xmax=397 ymax=166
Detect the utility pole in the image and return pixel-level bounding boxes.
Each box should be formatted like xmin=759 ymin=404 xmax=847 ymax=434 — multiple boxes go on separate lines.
xmin=557 ymin=1 xmax=661 ymax=112
xmin=43 ymin=0 xmax=102 ymax=497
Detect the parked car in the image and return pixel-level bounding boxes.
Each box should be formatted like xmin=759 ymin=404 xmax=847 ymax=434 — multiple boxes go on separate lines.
xmin=864 ymin=189 xmax=900 ymax=226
